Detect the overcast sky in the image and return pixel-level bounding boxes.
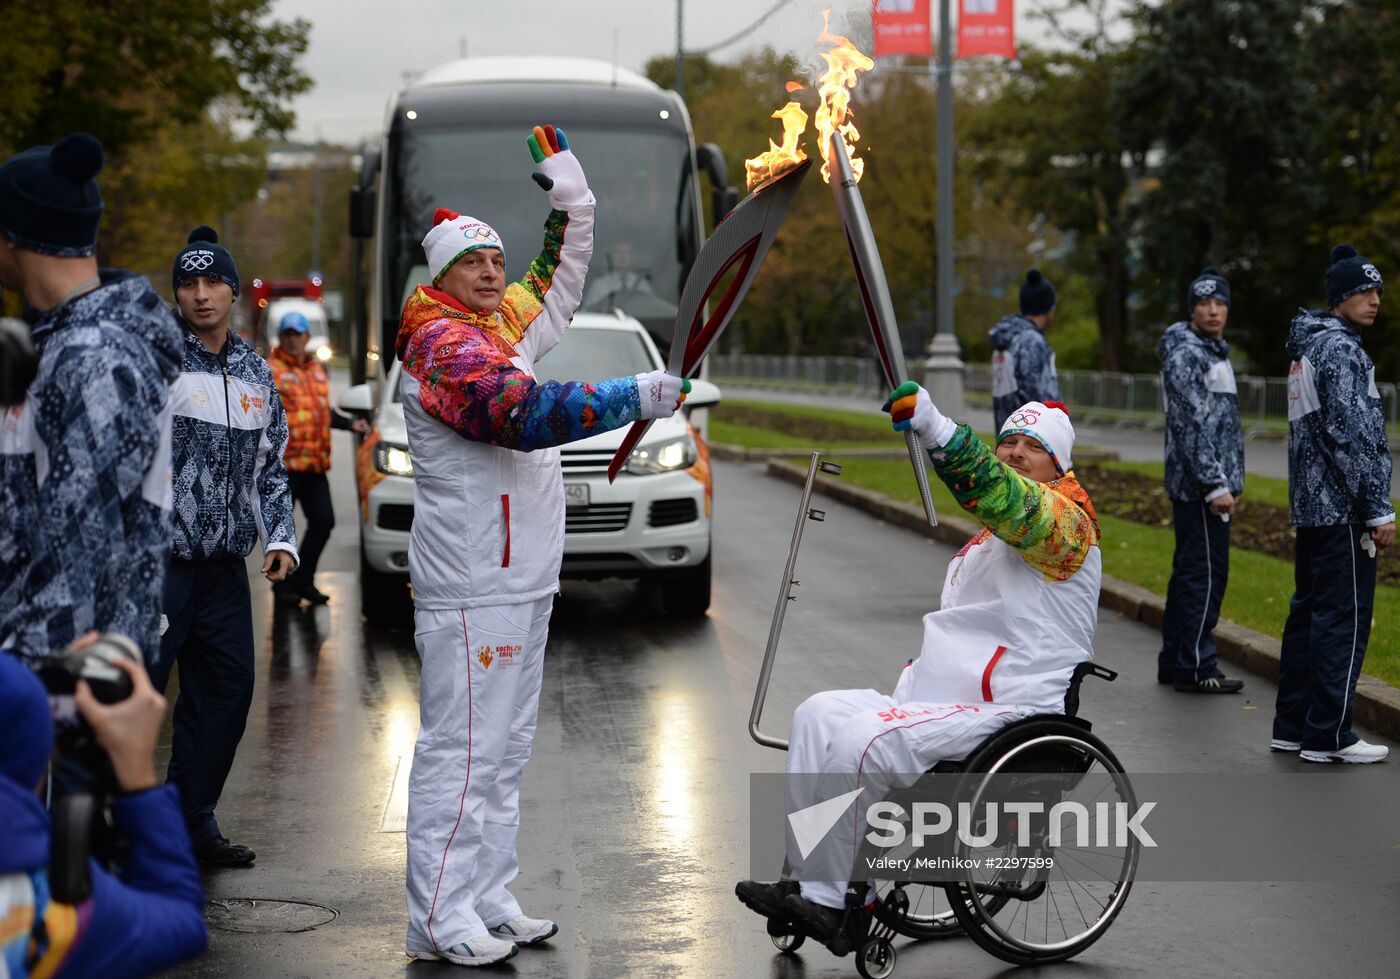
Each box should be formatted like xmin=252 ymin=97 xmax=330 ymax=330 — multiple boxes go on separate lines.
xmin=271 ymin=0 xmax=1043 ymax=144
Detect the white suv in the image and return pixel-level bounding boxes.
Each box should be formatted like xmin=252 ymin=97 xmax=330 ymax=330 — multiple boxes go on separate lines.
xmin=340 ymin=312 xmax=720 ymax=623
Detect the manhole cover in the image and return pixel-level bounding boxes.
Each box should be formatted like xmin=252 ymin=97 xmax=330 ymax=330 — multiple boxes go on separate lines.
xmin=205 ymin=899 xmax=338 ymax=934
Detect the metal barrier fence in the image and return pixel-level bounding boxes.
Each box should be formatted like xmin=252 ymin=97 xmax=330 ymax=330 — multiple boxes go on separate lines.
xmin=709 ymin=354 xmax=1400 ymax=425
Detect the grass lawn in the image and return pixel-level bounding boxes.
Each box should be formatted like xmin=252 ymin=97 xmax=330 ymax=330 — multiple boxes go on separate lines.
xmin=709 ymin=399 xmax=1400 ymax=687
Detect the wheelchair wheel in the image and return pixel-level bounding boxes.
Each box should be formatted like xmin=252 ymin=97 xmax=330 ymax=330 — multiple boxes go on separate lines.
xmin=873 ymin=878 xmax=1012 ymax=940
xmin=944 ymin=719 xmax=1138 ymax=966
xmin=855 ymin=936 xmax=896 ymax=979
xmin=765 ymin=913 xmax=805 ymax=952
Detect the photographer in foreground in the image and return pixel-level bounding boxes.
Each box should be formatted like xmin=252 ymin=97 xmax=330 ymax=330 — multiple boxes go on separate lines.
xmin=0 ymin=647 xmax=206 ymax=977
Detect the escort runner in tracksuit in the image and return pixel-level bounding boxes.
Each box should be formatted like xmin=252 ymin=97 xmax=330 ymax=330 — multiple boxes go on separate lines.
xmin=399 ymin=125 xmax=689 ymax=967
xmin=990 ymin=269 xmax=1061 ymax=430
xmin=270 ymin=309 xmax=368 ymax=605
xmin=739 ymin=390 xmax=1101 ymax=938
xmin=0 ymin=134 xmax=181 ymax=666
xmin=1157 ymin=268 xmax=1247 ymax=693
xmin=1274 ymin=245 xmax=1393 ymax=764
xmin=152 ymin=226 xmax=299 ymax=864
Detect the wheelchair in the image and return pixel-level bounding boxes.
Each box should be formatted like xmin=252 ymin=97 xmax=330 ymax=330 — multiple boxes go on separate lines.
xmin=747 ymin=456 xmax=1138 ymax=978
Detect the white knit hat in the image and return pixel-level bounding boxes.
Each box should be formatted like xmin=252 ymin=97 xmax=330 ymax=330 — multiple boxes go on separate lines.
xmin=422 ymin=207 xmax=504 ymax=284
xmin=998 ymin=401 xmax=1075 ymax=474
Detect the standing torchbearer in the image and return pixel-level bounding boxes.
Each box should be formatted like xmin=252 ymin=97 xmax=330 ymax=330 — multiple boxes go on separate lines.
xmin=1157 ymin=267 xmax=1247 ymax=693
xmin=1274 ymin=245 xmax=1392 ymax=763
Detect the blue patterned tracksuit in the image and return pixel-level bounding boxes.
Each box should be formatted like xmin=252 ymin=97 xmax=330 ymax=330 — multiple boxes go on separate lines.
xmin=153 ymin=326 xmax=297 ymax=847
xmin=1157 ymin=322 xmax=1245 ymax=684
xmin=1275 ymin=310 xmax=1394 ymax=752
xmin=989 ymin=314 xmax=1061 ymax=430
xmin=0 ymin=272 xmax=182 ymax=665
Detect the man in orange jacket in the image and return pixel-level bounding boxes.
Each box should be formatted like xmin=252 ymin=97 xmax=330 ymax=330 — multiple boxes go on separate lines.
xmin=270 ymin=310 xmax=367 ymax=605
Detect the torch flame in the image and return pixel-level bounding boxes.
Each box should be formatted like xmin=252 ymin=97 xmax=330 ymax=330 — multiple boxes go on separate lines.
xmin=744 ymin=101 xmax=810 ymax=191
xmin=741 ymin=9 xmax=874 ymax=191
xmin=813 ymin=8 xmax=874 ymax=184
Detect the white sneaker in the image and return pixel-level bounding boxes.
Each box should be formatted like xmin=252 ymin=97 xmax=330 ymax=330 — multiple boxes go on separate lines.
xmin=1270 ymin=739 xmax=1302 ymax=752
xmin=1299 ymin=740 xmax=1389 ymax=764
xmin=406 ymin=935 xmax=519 ymax=966
xmin=488 ymin=914 xmax=558 ymax=946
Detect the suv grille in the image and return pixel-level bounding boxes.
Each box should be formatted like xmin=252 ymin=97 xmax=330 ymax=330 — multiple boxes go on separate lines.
xmin=648 ymin=498 xmax=698 ymax=527
xmin=565 ymin=502 xmax=632 ymax=534
xmin=560 ymin=449 xmax=615 ymax=475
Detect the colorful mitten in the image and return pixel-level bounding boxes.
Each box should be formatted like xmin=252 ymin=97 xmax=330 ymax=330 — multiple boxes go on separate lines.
xmin=636 ymin=371 xmax=692 ymax=420
xmin=882 ymin=381 xmax=955 ymax=446
xmin=527 ymin=124 xmax=590 ymax=208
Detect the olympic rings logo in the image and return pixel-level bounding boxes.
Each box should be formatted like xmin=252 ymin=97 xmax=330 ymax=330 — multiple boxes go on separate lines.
xmin=1364 ymin=264 xmax=1382 ymax=283
xmin=1008 ymin=408 xmax=1041 ymax=427
xmin=461 ymin=224 xmax=498 ymax=243
xmin=181 ymin=251 xmax=214 ymax=272
xmin=1194 ymin=280 xmax=1217 ymax=297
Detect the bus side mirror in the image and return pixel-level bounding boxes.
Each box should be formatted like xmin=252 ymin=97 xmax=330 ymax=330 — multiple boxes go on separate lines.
xmin=695 ymin=143 xmax=739 ymax=223
xmin=349 ymin=186 xmax=376 ymax=240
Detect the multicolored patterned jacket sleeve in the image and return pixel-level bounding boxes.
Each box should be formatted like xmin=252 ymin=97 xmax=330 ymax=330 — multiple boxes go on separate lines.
xmin=502 ymin=204 xmax=594 ymax=365
xmin=403 ymin=317 xmax=641 ymax=451
xmin=929 ymin=424 xmax=1099 ymax=580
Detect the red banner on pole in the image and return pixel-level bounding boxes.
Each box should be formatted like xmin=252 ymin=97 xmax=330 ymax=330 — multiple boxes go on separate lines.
xmin=872 ymin=0 xmax=932 ymax=58
xmin=957 ymin=0 xmax=1017 ymax=60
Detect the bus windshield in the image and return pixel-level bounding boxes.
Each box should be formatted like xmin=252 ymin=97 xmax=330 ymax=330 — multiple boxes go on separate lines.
xmin=385 ymin=124 xmax=696 ymax=342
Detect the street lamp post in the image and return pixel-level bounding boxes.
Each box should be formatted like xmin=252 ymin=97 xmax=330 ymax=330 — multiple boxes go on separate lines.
xmin=675 ymin=0 xmax=685 ymax=99
xmin=923 ymin=0 xmax=965 ymax=414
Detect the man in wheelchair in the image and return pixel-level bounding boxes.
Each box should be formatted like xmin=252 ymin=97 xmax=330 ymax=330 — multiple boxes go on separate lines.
xmin=738 ymin=385 xmax=1102 ymax=944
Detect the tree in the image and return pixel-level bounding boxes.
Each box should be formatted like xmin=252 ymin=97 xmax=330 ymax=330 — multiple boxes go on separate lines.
xmin=0 ymin=0 xmax=311 ymax=156
xmin=1306 ymin=0 xmax=1400 ymax=377
xmin=1118 ymin=0 xmax=1322 ymax=372
xmin=965 ymin=0 xmax=1137 ymax=371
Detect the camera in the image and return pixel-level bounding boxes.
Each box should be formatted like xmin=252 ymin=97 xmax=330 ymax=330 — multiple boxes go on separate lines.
xmin=33 ymin=634 xmax=141 ymax=902
xmin=0 ymin=315 xmax=38 ymax=408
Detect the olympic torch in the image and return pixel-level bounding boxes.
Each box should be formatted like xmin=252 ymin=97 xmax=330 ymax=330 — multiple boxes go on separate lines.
xmin=607 ymin=159 xmax=812 ymax=483
xmin=828 ymin=132 xmax=938 ymax=526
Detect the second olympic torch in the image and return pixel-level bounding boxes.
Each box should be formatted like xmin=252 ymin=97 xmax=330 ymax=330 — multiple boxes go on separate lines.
xmin=828 ymin=132 xmax=938 ymax=526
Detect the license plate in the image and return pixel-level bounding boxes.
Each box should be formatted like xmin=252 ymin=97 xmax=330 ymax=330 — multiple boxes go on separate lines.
xmin=565 ymin=483 xmax=590 ymax=508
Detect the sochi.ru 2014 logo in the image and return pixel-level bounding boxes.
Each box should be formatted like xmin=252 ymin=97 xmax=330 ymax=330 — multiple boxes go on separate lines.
xmin=180 ymin=250 xmax=215 ymax=272
xmin=1008 ymin=407 xmax=1041 ymax=427
xmin=477 ymin=646 xmax=494 ymax=669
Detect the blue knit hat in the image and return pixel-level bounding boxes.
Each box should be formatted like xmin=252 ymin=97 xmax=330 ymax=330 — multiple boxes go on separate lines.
xmin=1019 ymin=269 xmax=1056 ymax=316
xmin=172 ymin=225 xmax=240 ymax=297
xmin=1325 ymin=244 xmax=1383 ymax=308
xmin=0 ymin=652 xmax=54 ymax=791
xmin=0 ymin=133 xmax=105 ymax=257
xmin=1188 ymin=267 xmax=1230 ymax=310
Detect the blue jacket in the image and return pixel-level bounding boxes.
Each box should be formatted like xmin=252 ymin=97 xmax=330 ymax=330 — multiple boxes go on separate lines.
xmin=1158 ymin=322 xmax=1245 ymax=503
xmin=989 ymin=314 xmax=1060 ymax=430
xmin=1286 ymin=310 xmax=1395 ymax=528
xmin=169 ymin=327 xmax=298 ymax=564
xmin=0 ymin=779 xmax=207 ymax=978
xmin=0 ymin=272 xmax=181 ymax=664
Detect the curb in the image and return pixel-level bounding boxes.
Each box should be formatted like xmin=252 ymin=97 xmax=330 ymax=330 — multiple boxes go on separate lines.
xmin=756 ymin=456 xmax=1400 ymax=744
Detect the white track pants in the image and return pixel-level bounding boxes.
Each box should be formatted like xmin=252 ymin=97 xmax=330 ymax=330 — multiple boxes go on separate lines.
xmin=405 ymin=598 xmax=552 ymax=952
xmin=786 ymin=688 xmax=1030 ymax=909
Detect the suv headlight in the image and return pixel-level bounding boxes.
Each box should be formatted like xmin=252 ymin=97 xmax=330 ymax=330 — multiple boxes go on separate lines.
xmin=375 ymin=442 xmax=414 ymax=476
xmin=626 ymin=435 xmax=697 ymax=475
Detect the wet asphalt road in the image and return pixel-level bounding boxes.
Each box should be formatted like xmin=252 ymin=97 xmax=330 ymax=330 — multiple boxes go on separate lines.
xmin=163 ymin=432 xmax=1400 ymax=979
